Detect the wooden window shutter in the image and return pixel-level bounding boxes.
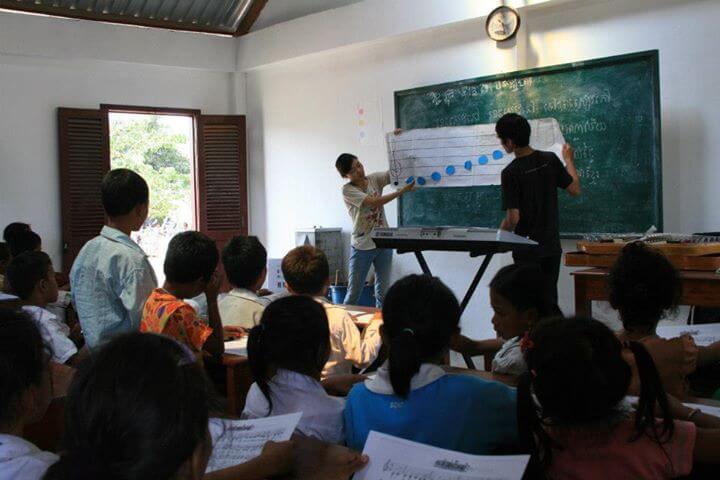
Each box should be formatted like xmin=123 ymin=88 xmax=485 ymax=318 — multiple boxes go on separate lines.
xmin=58 ymin=108 xmax=110 ymax=273
xmin=196 ymin=115 xmax=248 ymax=242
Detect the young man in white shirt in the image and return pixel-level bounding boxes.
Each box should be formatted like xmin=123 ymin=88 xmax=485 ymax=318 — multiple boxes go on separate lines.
xmin=0 ymin=310 xmax=58 ymax=480
xmin=6 ymin=251 xmax=84 ymax=365
xmin=281 ymin=245 xmax=382 ymax=378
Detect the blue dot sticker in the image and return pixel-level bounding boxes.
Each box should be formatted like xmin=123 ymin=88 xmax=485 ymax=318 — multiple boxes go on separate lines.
xmin=478 ymin=155 xmax=488 ymax=165
xmin=492 ymin=150 xmax=503 ymax=160
xmin=431 ymin=172 xmax=442 ymax=182
xmin=464 ymin=160 xmax=473 ymax=171
xmin=405 ymin=176 xmax=415 ymax=184
xmin=417 ymin=177 xmax=426 ymax=186
xmin=445 ymin=165 xmax=456 ymax=175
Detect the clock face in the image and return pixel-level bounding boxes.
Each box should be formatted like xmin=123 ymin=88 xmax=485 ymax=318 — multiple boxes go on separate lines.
xmin=486 ymin=6 xmax=521 ymax=42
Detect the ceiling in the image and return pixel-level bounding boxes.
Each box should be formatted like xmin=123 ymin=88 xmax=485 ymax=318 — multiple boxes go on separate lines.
xmin=0 ymin=0 xmax=365 ymax=36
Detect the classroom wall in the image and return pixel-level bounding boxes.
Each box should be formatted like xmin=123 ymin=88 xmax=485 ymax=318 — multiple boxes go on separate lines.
xmin=0 ymin=12 xmax=239 ymax=268
xmin=244 ymin=0 xmax=720 ymax=342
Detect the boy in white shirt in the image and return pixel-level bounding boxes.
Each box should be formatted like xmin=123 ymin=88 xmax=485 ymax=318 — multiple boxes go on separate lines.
xmin=6 ymin=251 xmax=83 ymax=365
xmin=0 ymin=310 xmax=58 ymax=480
xmin=281 ymin=246 xmax=382 ymax=378
xmin=219 ymin=236 xmax=272 ymax=329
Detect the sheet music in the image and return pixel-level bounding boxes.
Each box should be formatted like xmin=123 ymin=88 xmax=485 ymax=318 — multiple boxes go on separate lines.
xmin=387 ymin=118 xmax=565 ymax=188
xmin=225 ymin=337 xmax=249 ymax=356
xmin=206 ymin=413 xmax=301 ymax=473
xmin=354 ymin=431 xmax=529 ymax=480
xmin=656 ymin=322 xmax=720 ymax=346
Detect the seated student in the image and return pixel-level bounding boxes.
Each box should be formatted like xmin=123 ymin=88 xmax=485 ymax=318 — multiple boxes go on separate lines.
xmin=2 ymin=222 xmax=31 ymax=245
xmin=608 ymin=242 xmax=720 ymax=398
xmin=6 ymin=252 xmax=82 ymax=365
xmin=7 ymin=230 xmax=41 ymax=258
xmin=344 ymin=274 xmax=518 ymax=454
xmin=70 ymin=169 xmax=157 ymax=350
xmin=282 ymin=245 xmax=382 ymax=378
xmin=243 ymin=296 xmax=346 ymax=444
xmin=141 ymin=231 xmax=242 ymax=358
xmin=219 ymin=236 xmax=270 ymax=329
xmin=452 ymin=264 xmax=561 ymax=376
xmin=518 ymin=316 xmax=720 ymax=479
xmin=43 ymin=332 xmax=305 ymax=480
xmin=0 ymin=242 xmax=9 ymax=291
xmin=0 ymin=309 xmax=58 ymax=480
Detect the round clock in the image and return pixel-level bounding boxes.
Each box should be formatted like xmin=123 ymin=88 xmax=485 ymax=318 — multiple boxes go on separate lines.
xmin=486 ymin=6 xmax=521 ymax=42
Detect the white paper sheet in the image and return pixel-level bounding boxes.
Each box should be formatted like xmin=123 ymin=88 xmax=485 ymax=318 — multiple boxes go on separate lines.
xmin=354 ymin=431 xmax=529 ymax=480
xmin=344 ymin=310 xmax=368 ymax=316
xmin=224 ymin=337 xmax=249 ymax=356
xmin=354 ymin=313 xmax=376 ymax=323
xmin=206 ymin=413 xmax=302 ymax=473
xmin=626 ymin=396 xmax=720 ymax=419
xmin=656 ymin=323 xmax=720 ymax=346
xmin=387 ymin=118 xmax=565 ymax=188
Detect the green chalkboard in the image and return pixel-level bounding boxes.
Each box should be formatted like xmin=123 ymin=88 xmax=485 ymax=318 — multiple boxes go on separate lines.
xmin=395 ymin=51 xmax=662 ymax=236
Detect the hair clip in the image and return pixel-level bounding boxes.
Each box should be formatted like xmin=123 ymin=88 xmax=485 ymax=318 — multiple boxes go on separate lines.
xmin=402 ymin=328 xmax=415 ymax=336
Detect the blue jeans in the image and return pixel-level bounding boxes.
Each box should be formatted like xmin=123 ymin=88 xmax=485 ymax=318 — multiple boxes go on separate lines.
xmin=344 ymin=247 xmax=393 ymax=307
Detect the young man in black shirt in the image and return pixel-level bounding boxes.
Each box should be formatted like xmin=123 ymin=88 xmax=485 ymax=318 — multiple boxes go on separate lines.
xmin=496 ymin=113 xmax=581 ymax=304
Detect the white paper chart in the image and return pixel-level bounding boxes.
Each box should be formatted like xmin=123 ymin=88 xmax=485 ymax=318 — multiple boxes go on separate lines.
xmin=355 ymin=431 xmax=529 ymax=480
xmin=387 ymin=118 xmax=565 ymax=188
xmin=205 ymin=413 xmax=301 ymax=473
xmin=656 ymin=322 xmax=720 ymax=347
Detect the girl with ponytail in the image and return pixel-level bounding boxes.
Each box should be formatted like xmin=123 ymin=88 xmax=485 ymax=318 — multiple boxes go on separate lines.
xmin=243 ymin=296 xmax=347 ymax=444
xmin=517 ymin=316 xmax=720 ymax=479
xmin=344 ymin=274 xmax=519 ymax=454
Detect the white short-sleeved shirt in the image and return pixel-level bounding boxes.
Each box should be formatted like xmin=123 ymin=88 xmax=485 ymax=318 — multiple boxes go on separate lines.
xmin=0 ymin=434 xmax=58 ymax=480
xmin=243 ymin=369 xmax=346 ymax=445
xmin=218 ymin=288 xmax=270 ymax=329
xmin=491 ymin=336 xmax=527 ymax=376
xmin=342 ymin=172 xmax=390 ymax=250
xmin=22 ymin=306 xmax=78 ymax=364
xmin=316 ymin=298 xmax=382 ymax=378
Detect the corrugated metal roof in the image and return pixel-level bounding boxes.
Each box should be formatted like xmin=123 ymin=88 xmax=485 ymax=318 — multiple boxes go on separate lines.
xmin=0 ymin=0 xmax=257 ymax=35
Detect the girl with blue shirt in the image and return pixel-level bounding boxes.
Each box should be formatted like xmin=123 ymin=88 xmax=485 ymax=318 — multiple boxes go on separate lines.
xmin=344 ymin=274 xmax=519 ymax=454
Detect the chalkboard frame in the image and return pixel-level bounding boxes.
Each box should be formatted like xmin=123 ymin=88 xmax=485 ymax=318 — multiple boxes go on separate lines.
xmin=394 ymin=50 xmax=662 ymax=236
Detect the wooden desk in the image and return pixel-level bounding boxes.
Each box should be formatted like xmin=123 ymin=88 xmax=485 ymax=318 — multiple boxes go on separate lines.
xmin=572 ymin=268 xmax=720 ymax=317
xmin=221 ymin=354 xmax=253 ymax=416
xmin=344 ymin=305 xmax=380 ymax=329
xmin=23 ymin=362 xmax=75 ymax=452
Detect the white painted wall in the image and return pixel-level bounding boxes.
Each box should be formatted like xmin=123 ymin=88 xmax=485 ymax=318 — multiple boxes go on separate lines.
xmin=0 ymin=12 xmax=239 ymax=268
xmin=244 ymin=0 xmax=720 ymax=344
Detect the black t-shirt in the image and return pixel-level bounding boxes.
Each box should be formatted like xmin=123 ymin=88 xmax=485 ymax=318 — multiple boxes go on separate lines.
xmin=501 ymin=150 xmax=573 ymax=257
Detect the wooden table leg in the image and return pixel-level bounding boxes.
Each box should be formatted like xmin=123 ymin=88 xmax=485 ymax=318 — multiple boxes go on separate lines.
xmin=574 ymin=276 xmax=593 ymax=317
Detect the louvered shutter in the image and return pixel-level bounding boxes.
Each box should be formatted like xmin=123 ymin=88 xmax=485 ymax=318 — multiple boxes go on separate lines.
xmin=58 ymin=108 xmax=110 ymax=273
xmin=196 ymin=115 xmax=248 ymax=241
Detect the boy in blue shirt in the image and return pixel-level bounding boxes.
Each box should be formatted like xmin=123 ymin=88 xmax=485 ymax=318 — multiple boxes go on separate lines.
xmin=70 ymin=169 xmax=157 ymax=349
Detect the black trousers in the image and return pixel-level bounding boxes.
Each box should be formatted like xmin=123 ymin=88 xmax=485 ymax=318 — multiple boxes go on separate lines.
xmin=512 ymin=252 xmax=562 ymax=305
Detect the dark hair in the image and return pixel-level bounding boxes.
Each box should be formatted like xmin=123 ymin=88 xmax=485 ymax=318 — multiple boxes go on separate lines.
xmin=6 ymin=251 xmax=53 ymax=300
xmin=609 ymin=242 xmax=680 ymax=331
xmin=8 ymin=230 xmax=41 ymax=257
xmin=282 ymin=246 xmax=329 ymax=295
xmin=495 ymin=113 xmax=531 ymax=148
xmin=382 ymin=275 xmax=460 ymax=397
xmin=44 ymin=333 xmax=213 ymax=480
xmin=3 ymin=222 xmax=30 ymax=243
xmin=517 ymin=317 xmax=673 ymax=473
xmin=164 ymin=231 xmax=218 ymax=283
xmin=0 ymin=242 xmax=9 ymax=265
xmin=247 ymin=296 xmax=330 ymax=413
xmin=335 ymin=153 xmax=357 ymax=177
xmin=490 ymin=264 xmax=561 ymax=318
xmin=222 ymin=236 xmax=267 ymax=289
xmin=101 ymin=168 xmax=149 ymax=217
xmin=0 ymin=309 xmax=51 ymax=428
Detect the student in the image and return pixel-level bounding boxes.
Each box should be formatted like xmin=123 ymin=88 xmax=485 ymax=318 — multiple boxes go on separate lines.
xmin=517 ymin=316 xmax=720 ymax=479
xmin=496 ymin=113 xmax=580 ymax=304
xmin=6 ymin=252 xmax=81 ymax=365
xmin=70 ymin=168 xmax=157 ymax=349
xmin=282 ymin=245 xmax=382 ymax=377
xmin=0 ymin=309 xmax=58 ymax=480
xmin=141 ymin=231 xmax=241 ymax=358
xmin=0 ymin=243 xmax=9 ymax=290
xmin=244 ymin=296 xmax=346 ymax=444
xmin=452 ymin=264 xmax=561 ymax=376
xmin=218 ymin=235 xmax=270 ymax=329
xmin=336 ymin=152 xmax=414 ymax=307
xmin=609 ymin=242 xmax=713 ymax=398
xmin=344 ymin=274 xmax=518 ymax=454
xmin=2 ymin=222 xmax=30 ymax=244
xmin=7 ymin=230 xmax=41 ymax=258
xmin=43 ymin=332 xmax=307 ymax=480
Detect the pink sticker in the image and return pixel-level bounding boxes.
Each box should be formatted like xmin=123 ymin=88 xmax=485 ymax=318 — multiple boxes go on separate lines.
xmin=358 ymin=108 xmax=364 ymax=115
